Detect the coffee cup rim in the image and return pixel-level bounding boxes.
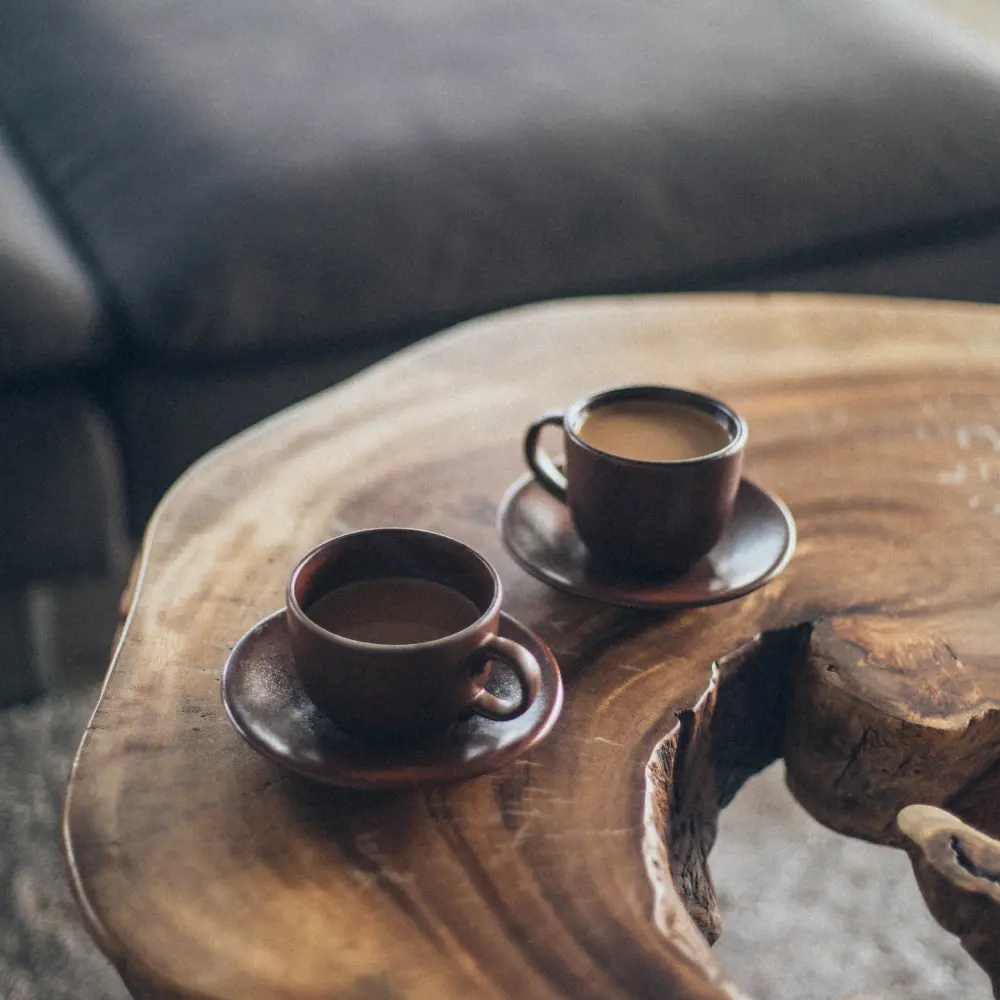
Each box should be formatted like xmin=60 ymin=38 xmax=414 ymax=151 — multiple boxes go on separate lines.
xmin=285 ymin=527 xmax=502 ymax=652
xmin=564 ymin=384 xmax=747 ymax=466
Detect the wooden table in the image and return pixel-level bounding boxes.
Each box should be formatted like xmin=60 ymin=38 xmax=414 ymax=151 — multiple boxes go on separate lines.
xmin=64 ymin=294 xmax=1000 ymax=1000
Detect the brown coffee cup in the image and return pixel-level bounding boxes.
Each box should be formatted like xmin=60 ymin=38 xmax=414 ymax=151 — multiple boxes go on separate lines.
xmin=286 ymin=527 xmax=541 ymax=743
xmin=524 ymin=385 xmax=747 ymax=577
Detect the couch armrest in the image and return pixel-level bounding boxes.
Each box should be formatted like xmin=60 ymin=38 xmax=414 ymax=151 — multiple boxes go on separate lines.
xmin=0 ymin=130 xmax=105 ymax=377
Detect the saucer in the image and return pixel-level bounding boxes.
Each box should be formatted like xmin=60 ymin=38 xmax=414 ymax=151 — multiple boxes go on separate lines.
xmin=221 ymin=610 xmax=564 ymax=789
xmin=498 ymin=474 xmax=795 ymax=610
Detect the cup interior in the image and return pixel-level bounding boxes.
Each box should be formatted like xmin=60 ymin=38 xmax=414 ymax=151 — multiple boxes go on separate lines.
xmin=567 ymin=385 xmax=744 ymax=463
xmin=289 ymin=529 xmax=498 ymax=641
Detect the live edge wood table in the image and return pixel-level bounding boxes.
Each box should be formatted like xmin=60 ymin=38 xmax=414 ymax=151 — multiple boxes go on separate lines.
xmin=64 ymin=294 xmax=1000 ymax=1000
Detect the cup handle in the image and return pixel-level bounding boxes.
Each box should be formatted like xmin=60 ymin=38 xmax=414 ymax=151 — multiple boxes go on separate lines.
xmin=524 ymin=410 xmax=568 ymax=502
xmin=469 ymin=635 xmax=542 ymax=721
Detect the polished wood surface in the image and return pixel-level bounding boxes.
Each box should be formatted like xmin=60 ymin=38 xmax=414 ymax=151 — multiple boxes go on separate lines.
xmin=64 ymin=294 xmax=1000 ymax=999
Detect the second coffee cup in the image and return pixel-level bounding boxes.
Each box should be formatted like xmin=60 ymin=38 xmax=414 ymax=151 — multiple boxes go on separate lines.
xmin=524 ymin=385 xmax=746 ymax=577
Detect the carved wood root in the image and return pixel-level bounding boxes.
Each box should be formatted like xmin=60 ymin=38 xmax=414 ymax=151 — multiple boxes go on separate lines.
xmin=898 ymin=805 xmax=1000 ymax=998
xmin=785 ymin=617 xmax=1000 ymax=846
xmin=649 ymin=617 xmax=1000 ymax=996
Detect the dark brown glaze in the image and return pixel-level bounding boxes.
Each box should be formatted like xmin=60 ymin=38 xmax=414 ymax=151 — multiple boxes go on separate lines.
xmin=524 ymin=386 xmax=746 ymax=577
xmin=223 ymin=609 xmax=563 ymax=788
xmin=285 ymin=528 xmax=541 ymax=742
xmin=500 ymin=475 xmax=794 ymax=610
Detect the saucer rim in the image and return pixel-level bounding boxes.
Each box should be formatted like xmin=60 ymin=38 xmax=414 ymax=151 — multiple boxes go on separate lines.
xmin=497 ymin=473 xmax=796 ymax=610
xmin=221 ymin=609 xmax=564 ymax=789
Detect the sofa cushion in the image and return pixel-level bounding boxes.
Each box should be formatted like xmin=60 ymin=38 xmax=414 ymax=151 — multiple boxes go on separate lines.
xmin=0 ymin=390 xmax=128 ymax=584
xmin=727 ymin=227 xmax=1000 ymax=302
xmin=113 ymin=340 xmax=409 ymax=532
xmin=0 ymin=134 xmax=104 ymax=376
xmin=1 ymin=0 xmax=999 ymax=362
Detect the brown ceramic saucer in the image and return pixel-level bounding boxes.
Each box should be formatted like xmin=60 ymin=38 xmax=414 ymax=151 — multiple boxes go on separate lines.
xmin=498 ymin=474 xmax=795 ymax=610
xmin=221 ymin=609 xmax=564 ymax=789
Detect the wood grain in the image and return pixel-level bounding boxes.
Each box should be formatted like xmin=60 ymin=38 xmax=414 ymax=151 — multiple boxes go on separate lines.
xmin=63 ymin=294 xmax=1000 ymax=999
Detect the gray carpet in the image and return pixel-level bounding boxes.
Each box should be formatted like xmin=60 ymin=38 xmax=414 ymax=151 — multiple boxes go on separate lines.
xmin=0 ymin=687 xmax=991 ymax=1000
xmin=712 ymin=765 xmax=992 ymax=1000
xmin=0 ymin=689 xmax=129 ymax=1000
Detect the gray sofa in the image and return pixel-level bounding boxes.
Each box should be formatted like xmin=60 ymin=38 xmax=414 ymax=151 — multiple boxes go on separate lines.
xmin=2 ymin=0 xmax=1000 ymax=689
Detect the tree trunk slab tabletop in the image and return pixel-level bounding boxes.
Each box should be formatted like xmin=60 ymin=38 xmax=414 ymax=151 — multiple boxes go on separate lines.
xmin=64 ymin=294 xmax=1000 ymax=1000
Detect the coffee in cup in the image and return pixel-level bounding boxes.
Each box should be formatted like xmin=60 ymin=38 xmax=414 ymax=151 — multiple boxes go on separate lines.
xmin=306 ymin=578 xmax=480 ymax=645
xmin=286 ymin=528 xmax=541 ymax=742
xmin=524 ymin=385 xmax=746 ymax=577
xmin=576 ymin=399 xmax=731 ymax=462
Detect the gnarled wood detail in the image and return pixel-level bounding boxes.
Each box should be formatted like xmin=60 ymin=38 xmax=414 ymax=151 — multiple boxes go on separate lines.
xmin=899 ymin=805 xmax=1000 ymax=996
xmin=64 ymin=295 xmax=1000 ymax=999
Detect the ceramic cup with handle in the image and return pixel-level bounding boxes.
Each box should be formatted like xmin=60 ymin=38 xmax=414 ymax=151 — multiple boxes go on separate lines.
xmin=286 ymin=527 xmax=542 ymax=743
xmin=524 ymin=385 xmax=747 ymax=577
